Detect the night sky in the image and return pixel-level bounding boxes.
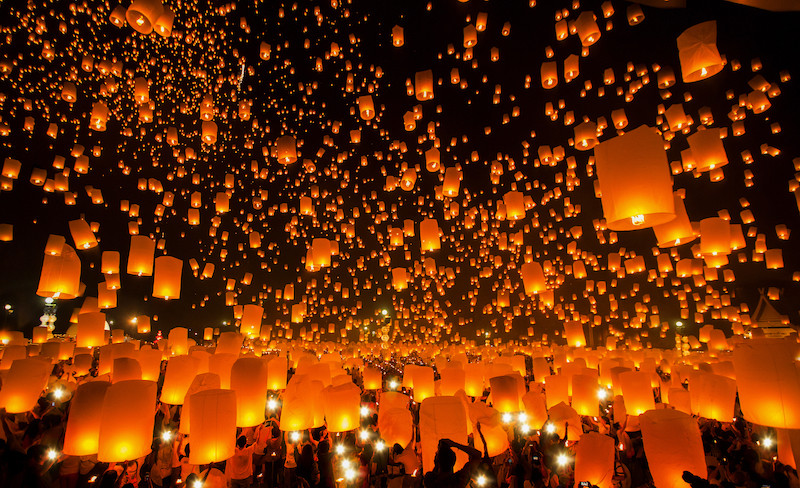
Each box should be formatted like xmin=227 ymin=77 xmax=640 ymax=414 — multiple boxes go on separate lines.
xmin=1 ymin=0 xmax=799 ymax=347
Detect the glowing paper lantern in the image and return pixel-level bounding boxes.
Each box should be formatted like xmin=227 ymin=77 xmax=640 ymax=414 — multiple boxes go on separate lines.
xmin=411 ymin=366 xmax=435 ymax=403
xmin=420 ymin=396 xmax=469 ymax=474
xmin=111 ymin=357 xmax=142 ymax=383
xmin=126 ymin=0 xmax=164 ymax=34
xmin=267 ymin=356 xmax=288 ymax=390
xmin=733 ymin=339 xmax=800 ymax=429
xmin=618 ymin=371 xmax=655 ymax=415
xmin=230 ymin=357 xmax=268 ymax=427
xmin=574 ymin=432 xmax=615 ymax=488
xmin=440 ymin=366 xmax=466 ymax=396
xmin=0 ymin=358 xmax=50 ymax=413
xmin=322 ymin=382 xmax=361 ymax=432
xmin=240 ymin=304 xmax=263 ymax=338
xmin=575 ymin=11 xmax=601 ymax=46
xmin=571 ymin=374 xmax=600 ymax=417
xmin=378 ymin=407 xmax=413 ymax=448
xmin=522 ymin=389 xmax=549 ymax=429
xmin=97 ymin=380 xmax=157 ymax=462
xmin=687 ymin=128 xmax=728 ymax=172
xmin=464 ymin=362 xmax=485 ymax=397
xmin=688 ymin=372 xmax=736 ymax=422
xmin=37 ymin=244 xmax=81 ymax=299
xmin=128 ymin=235 xmax=155 ymax=276
xmin=521 ymin=262 xmax=546 ymax=295
xmin=276 ymin=135 xmax=297 ymax=164
xmin=489 ymin=374 xmax=520 ymax=413
xmin=700 ymin=217 xmax=731 ymax=257
xmin=357 ymin=95 xmax=375 ymax=120
xmin=415 ymin=70 xmax=434 ymax=101
xmin=77 ymin=312 xmax=106 ymax=348
xmin=188 ymin=389 xmax=237 ymax=465
xmin=677 ymin=21 xmax=724 ymax=83
xmin=68 ymin=219 xmax=98 ymax=250
xmin=363 ymin=366 xmax=382 ymax=390
xmin=180 ymin=373 xmax=221 ymax=434
xmin=153 ymin=256 xmax=182 ymax=299
xmin=653 ymin=193 xmax=696 ymax=247
xmin=594 ymin=126 xmax=675 ymax=230
xmin=63 ymin=381 xmax=110 ymax=456
xmin=419 ymin=218 xmax=440 ymax=251
xmin=564 ymin=321 xmax=586 ymax=347
xmin=640 ymin=409 xmax=706 ymax=488
xmin=160 ymin=355 xmax=199 ymax=404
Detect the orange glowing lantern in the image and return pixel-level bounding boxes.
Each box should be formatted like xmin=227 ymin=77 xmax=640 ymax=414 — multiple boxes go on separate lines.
xmin=153 ymin=256 xmax=182 ymax=299
xmin=77 ymin=312 xmax=106 ymax=348
xmin=322 ymin=382 xmax=361 ymax=432
xmin=0 ymin=358 xmax=50 ymax=413
xmin=63 ymin=381 xmax=110 ymax=456
xmin=97 ymin=380 xmax=157 ymax=462
xmin=37 ymin=244 xmax=81 ymax=299
xmin=574 ymin=432 xmax=615 ymax=488
xmin=594 ymin=126 xmax=675 ymax=230
xmin=188 ymin=389 xmax=237 ymax=465
xmin=420 ymin=396 xmax=469 ymax=474
xmin=640 ymin=409 xmax=706 ymax=488
xmin=677 ymin=21 xmax=724 ymax=83
xmin=160 ymin=355 xmax=199 ymax=404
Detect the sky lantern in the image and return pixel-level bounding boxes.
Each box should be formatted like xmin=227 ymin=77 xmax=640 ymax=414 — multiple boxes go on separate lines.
xmin=154 ymin=7 xmax=174 ymax=37
xmin=574 ymin=121 xmax=598 ymax=150
xmin=90 ymin=102 xmax=109 ymax=131
xmin=378 ymin=407 xmax=413 ymax=448
xmin=201 ymin=121 xmax=218 ymax=144
xmin=0 ymin=358 xmax=50 ymax=413
xmin=564 ymin=321 xmax=586 ymax=347
xmin=700 ymin=217 xmax=731 ymax=258
xmin=153 ymin=256 xmax=182 ymax=299
xmin=618 ymin=371 xmax=655 ymax=415
xmin=68 ymin=219 xmax=98 ymax=250
xmin=268 ymin=356 xmax=288 ymax=390
xmin=687 ymin=128 xmax=728 ymax=172
xmin=574 ymin=432 xmax=615 ymax=488
xmin=572 ymin=374 xmax=600 ymax=417
xmin=37 ymin=244 xmax=81 ymax=299
xmin=594 ymin=126 xmax=675 ymax=230
xmin=391 ymin=267 xmax=408 ymax=291
xmin=640 ymin=409 xmax=706 ymax=488
xmin=412 ymin=365 xmax=435 ymax=403
xmin=420 ymin=396 xmax=469 ymax=474
xmin=541 ymin=61 xmax=558 ymax=89
xmin=363 ymin=366 xmax=382 ymax=390
xmin=653 ymin=193 xmax=696 ymax=247
xmin=138 ymin=347 xmax=161 ymax=381
xmin=504 ymin=191 xmax=525 ymax=220
xmin=126 ymin=0 xmax=164 ymax=34
xmin=168 ymin=327 xmax=189 ymax=355
xmin=322 ymin=382 xmax=361 ymax=432
xmin=688 ymin=372 xmax=736 ymax=422
xmin=489 ymin=374 xmax=520 ymax=413
xmin=419 ymin=218 xmax=441 ymax=251
xmin=97 ymin=380 xmax=157 ymax=462
xmin=415 ymin=70 xmax=434 ymax=101
xmin=357 ymin=95 xmax=375 ymax=120
xmin=127 ymin=235 xmax=155 ymax=276
xmin=677 ymin=21 xmax=724 ymax=83
xmin=521 ymin=262 xmax=546 ymax=295
xmin=575 ymin=11 xmax=601 ymax=46
xmin=440 ymin=366 xmax=466 ymax=396
xmin=160 ymin=355 xmax=199 ymax=404
xmin=180 ymin=373 xmax=221 ymax=435
xmin=231 ymin=357 xmax=268 ymax=427
xmin=276 ymin=135 xmax=298 ymax=164
xmin=77 ymin=312 xmax=106 ymax=348
xmin=240 ymin=304 xmax=263 ymax=338
xmin=63 ymin=381 xmax=110 ymax=456
xmin=463 ymin=24 xmax=477 ymax=47
xmin=188 ymin=389 xmax=237 ymax=465
xmin=392 ymin=25 xmax=404 ymax=46
xmin=733 ymin=339 xmax=800 ymax=429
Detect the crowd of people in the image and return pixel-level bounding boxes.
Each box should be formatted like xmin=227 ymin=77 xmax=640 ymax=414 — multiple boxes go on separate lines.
xmin=0 ymin=351 xmax=795 ymax=488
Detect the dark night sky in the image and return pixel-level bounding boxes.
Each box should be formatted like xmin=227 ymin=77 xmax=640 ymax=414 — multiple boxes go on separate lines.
xmin=0 ymin=0 xmax=799 ymax=347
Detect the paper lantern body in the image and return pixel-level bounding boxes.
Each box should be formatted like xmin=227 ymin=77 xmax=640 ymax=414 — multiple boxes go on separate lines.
xmin=545 ymin=374 xmax=570 ymax=409
xmin=522 ymin=389 xmax=549 ymax=429
xmin=363 ymin=366 xmax=382 ymax=390
xmin=521 ymin=262 xmax=546 ymax=295
xmin=137 ymin=347 xmax=162 ymax=381
xmin=464 ymin=362 xmax=485 ymax=396
xmin=267 ymin=356 xmax=288 ymax=390
xmin=574 ymin=432 xmax=615 ymax=488
xmin=322 ymin=382 xmax=361 ymax=432
xmin=689 ymin=372 xmax=736 ymax=422
xmin=127 ymin=235 xmax=155 ymax=276
xmin=378 ymin=407 xmax=413 ymax=449
xmin=68 ymin=219 xmax=98 ymax=250
xmin=594 ymin=126 xmax=675 ymax=230
xmin=180 ymin=373 xmax=222 ymax=434
xmin=77 ymin=312 xmax=106 ymax=348
xmin=189 ymin=389 xmax=237 ymax=465
xmin=153 ymin=256 xmax=182 ymax=299
xmin=489 ymin=374 xmax=520 ymax=413
xmin=470 ymin=406 xmax=509 ymax=458
xmin=97 ymin=380 xmax=157 ymax=462
xmin=240 ymin=305 xmax=263 ymax=338
xmin=440 ymin=367 xmax=466 ymax=396
xmin=168 ymin=327 xmax=189 ymax=355
xmin=420 ymin=396 xmax=469 ymax=475
xmin=215 ymin=332 xmax=243 ymax=356
xmin=111 ymin=357 xmax=142 ymax=383
xmin=209 ymin=353 xmax=237 ymax=389
xmin=276 ymin=135 xmax=297 ymax=164
xmin=281 ymin=378 xmax=324 ymax=431
xmin=640 ymin=409 xmax=706 ymax=488
xmin=687 ymin=128 xmax=728 ymax=172
xmin=677 ymin=21 xmax=724 ymax=83
xmin=160 ymin=355 xmax=199 ymax=404
xmin=0 ymin=358 xmax=51 ymax=413
xmin=230 ymin=357 xmax=268 ymax=427
xmin=733 ymin=339 xmax=800 ymax=429
xmin=37 ymin=244 xmax=81 ymax=299
xmin=411 ymin=366 xmax=435 ymax=402
xmin=618 ymin=371 xmax=655 ymax=415
xmin=126 ymin=0 xmax=164 ymax=34
xmin=653 ymin=192 xmax=696 ymax=247
xmin=63 ymin=381 xmax=111 ymax=455
xmin=571 ymin=374 xmax=600 ymax=417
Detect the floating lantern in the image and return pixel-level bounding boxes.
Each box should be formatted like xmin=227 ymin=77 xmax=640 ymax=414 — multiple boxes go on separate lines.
xmin=97 ymin=380 xmax=157 ymax=462
xmin=188 ymin=389 xmax=237 ymax=465
xmin=63 ymin=381 xmax=110 ymax=456
xmin=677 ymin=21 xmax=724 ymax=83
xmin=640 ymin=409 xmax=706 ymax=488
